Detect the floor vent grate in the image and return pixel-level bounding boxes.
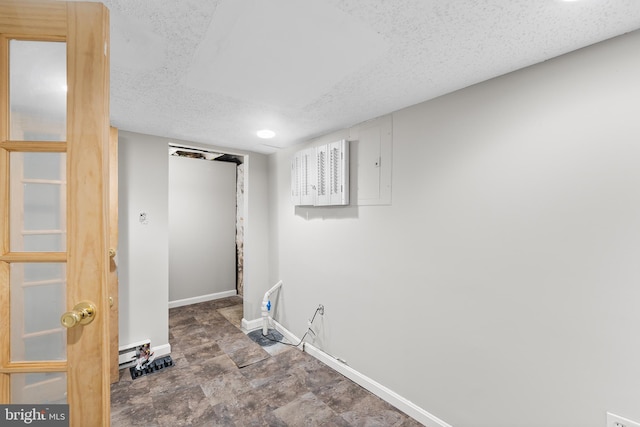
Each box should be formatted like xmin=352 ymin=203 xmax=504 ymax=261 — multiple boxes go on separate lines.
xmin=129 ymin=355 xmax=174 ymax=380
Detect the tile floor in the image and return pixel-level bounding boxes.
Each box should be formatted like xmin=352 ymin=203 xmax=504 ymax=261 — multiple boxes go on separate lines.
xmin=111 ymin=296 xmax=423 ymax=426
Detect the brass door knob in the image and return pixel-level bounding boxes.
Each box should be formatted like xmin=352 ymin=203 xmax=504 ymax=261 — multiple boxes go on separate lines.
xmin=61 ymin=301 xmax=97 ymax=328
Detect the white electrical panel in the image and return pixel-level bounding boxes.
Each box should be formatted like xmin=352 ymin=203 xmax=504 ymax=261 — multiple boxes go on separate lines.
xmin=350 ymin=115 xmax=392 ymax=206
xmin=291 ymin=140 xmax=349 ymax=206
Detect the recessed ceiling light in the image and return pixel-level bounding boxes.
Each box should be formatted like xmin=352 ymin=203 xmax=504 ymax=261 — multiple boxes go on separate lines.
xmin=257 ymin=129 xmax=276 ymax=139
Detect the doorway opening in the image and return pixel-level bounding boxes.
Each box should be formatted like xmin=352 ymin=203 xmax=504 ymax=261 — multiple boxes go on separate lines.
xmin=169 ymin=144 xmax=245 ymax=300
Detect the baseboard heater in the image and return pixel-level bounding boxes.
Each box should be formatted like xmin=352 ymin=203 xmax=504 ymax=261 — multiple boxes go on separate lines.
xmin=118 ymin=339 xmax=151 ymax=368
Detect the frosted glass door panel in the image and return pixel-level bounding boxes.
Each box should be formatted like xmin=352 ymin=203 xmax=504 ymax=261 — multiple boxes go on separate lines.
xmin=9 ymin=40 xmax=67 ymax=141
xmin=24 ymin=284 xmax=65 ymax=333
xmin=10 ymin=152 xmax=66 ymax=252
xmin=22 ymin=152 xmax=66 ymax=180
xmin=10 ymin=263 xmax=66 ymax=361
xmin=23 ymin=184 xmax=63 ymax=230
xmin=11 ymin=373 xmax=67 ymax=404
xmin=21 ymin=235 xmax=65 ymax=252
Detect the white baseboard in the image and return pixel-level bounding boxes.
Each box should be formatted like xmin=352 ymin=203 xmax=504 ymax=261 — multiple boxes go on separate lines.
xmin=244 ymin=317 xmax=451 ymax=427
xmin=241 ymin=317 xmax=263 ymax=332
xmin=302 ymin=342 xmax=451 ymax=427
xmin=152 ymin=343 xmax=171 ymax=359
xmin=271 ymin=320 xmax=300 ymax=345
xmin=169 ymin=290 xmax=237 ymax=309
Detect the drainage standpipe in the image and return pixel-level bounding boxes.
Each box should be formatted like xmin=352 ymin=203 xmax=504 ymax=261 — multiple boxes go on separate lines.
xmin=262 ymin=280 xmax=283 ymax=336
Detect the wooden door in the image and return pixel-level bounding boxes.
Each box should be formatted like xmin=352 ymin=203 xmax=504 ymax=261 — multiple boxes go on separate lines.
xmin=0 ymin=1 xmax=111 ymax=426
xmin=109 ymin=126 xmax=118 ymax=384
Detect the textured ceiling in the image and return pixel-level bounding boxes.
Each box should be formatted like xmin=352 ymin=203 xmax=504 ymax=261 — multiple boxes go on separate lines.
xmin=76 ymin=0 xmax=640 ymax=153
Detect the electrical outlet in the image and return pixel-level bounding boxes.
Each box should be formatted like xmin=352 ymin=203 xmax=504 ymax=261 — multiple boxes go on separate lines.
xmin=607 ymin=412 xmax=640 ymax=427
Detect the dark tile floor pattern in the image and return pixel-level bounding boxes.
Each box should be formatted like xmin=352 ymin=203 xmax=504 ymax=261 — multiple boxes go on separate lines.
xmin=111 ymin=296 xmax=424 ymax=426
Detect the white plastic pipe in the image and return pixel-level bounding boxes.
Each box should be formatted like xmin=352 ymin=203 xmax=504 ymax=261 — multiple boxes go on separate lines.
xmin=262 ymin=280 xmax=283 ymax=335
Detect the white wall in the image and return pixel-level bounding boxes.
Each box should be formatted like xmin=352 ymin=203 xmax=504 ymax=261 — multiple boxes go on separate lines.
xmin=118 ymin=131 xmax=169 ymax=351
xmin=168 ymin=155 xmax=236 ymax=302
xmin=243 ymin=153 xmax=271 ymax=321
xmin=118 ymin=130 xmax=270 ymax=354
xmin=267 ymin=30 xmax=640 ymax=427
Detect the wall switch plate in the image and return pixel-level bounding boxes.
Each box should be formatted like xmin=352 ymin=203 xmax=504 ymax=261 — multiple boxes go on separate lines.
xmin=607 ymin=412 xmax=640 ymax=427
